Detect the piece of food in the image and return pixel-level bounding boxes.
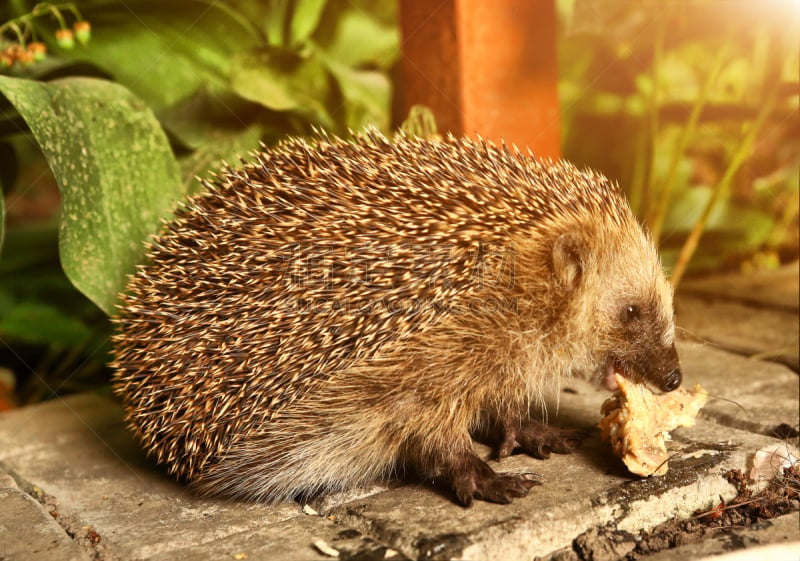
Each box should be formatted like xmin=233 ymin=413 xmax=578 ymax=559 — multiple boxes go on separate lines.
xmin=599 ymin=374 xmax=708 ymax=476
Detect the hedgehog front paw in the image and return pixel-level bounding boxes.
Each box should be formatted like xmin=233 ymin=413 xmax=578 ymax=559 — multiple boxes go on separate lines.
xmin=498 ymin=418 xmax=586 ymax=460
xmin=449 ymin=454 xmax=541 ymax=507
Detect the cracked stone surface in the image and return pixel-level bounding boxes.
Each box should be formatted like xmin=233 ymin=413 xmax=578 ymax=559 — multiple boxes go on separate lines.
xmin=0 ymin=474 xmax=89 ymax=561
xmin=0 ymin=264 xmax=797 ymax=560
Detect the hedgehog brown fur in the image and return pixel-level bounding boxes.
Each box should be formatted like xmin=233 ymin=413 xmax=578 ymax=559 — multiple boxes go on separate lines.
xmin=111 ymin=130 xmax=682 ymax=506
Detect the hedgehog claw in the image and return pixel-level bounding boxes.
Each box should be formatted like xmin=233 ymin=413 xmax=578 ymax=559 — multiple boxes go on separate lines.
xmin=449 ymin=454 xmax=541 ymax=507
xmin=498 ymin=418 xmax=586 ymax=460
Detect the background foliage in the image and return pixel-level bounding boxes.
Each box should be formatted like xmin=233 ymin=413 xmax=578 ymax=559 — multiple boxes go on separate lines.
xmin=0 ymin=0 xmax=398 ymax=403
xmin=0 ymin=0 xmax=796 ymax=405
xmin=558 ymin=0 xmax=798 ymax=281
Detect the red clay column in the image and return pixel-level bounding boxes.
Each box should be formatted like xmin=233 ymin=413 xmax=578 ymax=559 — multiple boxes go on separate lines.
xmin=399 ymin=0 xmax=561 ymax=159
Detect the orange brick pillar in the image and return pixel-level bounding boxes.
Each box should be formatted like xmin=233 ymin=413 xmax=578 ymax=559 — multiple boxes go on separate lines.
xmin=399 ymin=0 xmax=561 ymax=159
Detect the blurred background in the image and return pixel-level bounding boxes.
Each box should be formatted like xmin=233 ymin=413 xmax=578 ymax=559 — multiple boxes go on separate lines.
xmin=0 ymin=0 xmax=797 ymax=407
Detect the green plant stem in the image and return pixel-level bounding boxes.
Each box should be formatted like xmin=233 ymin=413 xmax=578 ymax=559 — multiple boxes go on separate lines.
xmin=640 ymin=18 xmax=666 ymax=222
xmin=34 ymin=3 xmax=67 ymax=29
xmin=1 ymin=3 xmax=78 ymax=37
xmin=627 ymin=137 xmax=648 ymax=216
xmin=63 ymin=3 xmax=83 ymax=22
xmin=669 ymin=86 xmax=780 ymax=289
xmin=6 ymin=22 xmax=26 ymax=44
xmin=9 ymin=0 xmax=29 ymax=18
xmin=649 ymin=44 xmax=730 ymax=243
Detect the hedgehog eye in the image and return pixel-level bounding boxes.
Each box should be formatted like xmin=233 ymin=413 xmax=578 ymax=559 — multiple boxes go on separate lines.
xmin=621 ymin=304 xmax=640 ymax=323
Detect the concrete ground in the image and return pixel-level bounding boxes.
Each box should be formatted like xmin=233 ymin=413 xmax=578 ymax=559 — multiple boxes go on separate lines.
xmin=1 ymin=262 xmax=798 ymax=561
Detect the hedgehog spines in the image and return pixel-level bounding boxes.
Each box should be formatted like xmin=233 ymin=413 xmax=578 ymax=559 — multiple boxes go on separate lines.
xmin=111 ymin=130 xmax=668 ymax=501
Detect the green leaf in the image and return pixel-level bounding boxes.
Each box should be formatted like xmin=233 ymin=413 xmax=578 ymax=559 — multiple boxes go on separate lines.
xmin=264 ymin=0 xmax=328 ymax=47
xmin=0 ymin=301 xmax=92 ymax=348
xmin=59 ymin=1 xmax=260 ymax=112
xmin=290 ymin=0 xmax=328 ymax=46
xmin=0 ymin=220 xmax=59 ymax=276
xmin=315 ymin=4 xmax=398 ymax=69
xmin=325 ymin=57 xmax=391 ymax=130
xmin=0 ymin=75 xmax=183 ymax=315
xmin=179 ymin=124 xmax=266 ymax=195
xmin=0 ymin=219 xmax=108 ymax=350
xmin=231 ymin=49 xmax=299 ymax=110
xmin=158 ymin=85 xmax=263 ymax=150
xmin=265 ymin=0 xmax=292 ymax=46
xmin=663 ymin=186 xmax=724 ymax=232
xmin=719 ymin=203 xmax=775 ymax=248
xmin=230 ymin=47 xmax=334 ymax=127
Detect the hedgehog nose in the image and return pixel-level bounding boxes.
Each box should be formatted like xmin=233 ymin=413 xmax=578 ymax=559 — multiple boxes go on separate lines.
xmin=660 ymin=368 xmax=682 ymax=392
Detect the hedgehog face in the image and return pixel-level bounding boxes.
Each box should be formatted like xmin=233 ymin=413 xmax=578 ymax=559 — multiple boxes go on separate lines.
xmin=598 ymin=292 xmax=681 ymax=394
xmin=592 ymin=233 xmax=681 ymax=394
xmin=551 ymin=225 xmax=681 ymax=393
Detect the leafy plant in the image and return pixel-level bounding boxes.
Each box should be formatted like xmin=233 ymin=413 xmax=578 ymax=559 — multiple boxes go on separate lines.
xmin=0 ymin=0 xmax=398 ymax=403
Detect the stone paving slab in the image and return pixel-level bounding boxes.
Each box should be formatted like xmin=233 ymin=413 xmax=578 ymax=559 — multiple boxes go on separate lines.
xmin=318 ymin=423 xmax=745 ymax=560
xmin=155 ymin=511 xmax=402 ymax=561
xmin=679 ymin=342 xmax=798 ymax=436
xmin=0 ymin=474 xmax=90 ymax=561
xmin=0 ymin=393 xmax=314 ymax=561
xmin=675 ymin=294 xmax=799 ymax=371
xmin=675 ymin=261 xmax=800 ymax=372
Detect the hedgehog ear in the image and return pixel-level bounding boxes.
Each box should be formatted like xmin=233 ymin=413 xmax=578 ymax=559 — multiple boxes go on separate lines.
xmin=552 ymin=233 xmax=584 ymax=290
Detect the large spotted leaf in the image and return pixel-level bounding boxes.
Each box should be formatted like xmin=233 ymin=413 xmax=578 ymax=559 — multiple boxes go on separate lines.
xmin=0 ymin=75 xmax=182 ymax=315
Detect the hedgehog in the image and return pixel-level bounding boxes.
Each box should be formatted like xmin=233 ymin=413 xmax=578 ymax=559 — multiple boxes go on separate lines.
xmin=111 ymin=130 xmax=682 ymax=506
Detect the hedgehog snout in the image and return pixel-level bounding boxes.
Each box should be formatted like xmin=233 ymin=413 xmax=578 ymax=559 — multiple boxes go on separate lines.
xmin=658 ymin=367 xmax=682 ymax=392
xmin=644 ymin=342 xmax=682 ymax=393
xmin=603 ymin=342 xmax=682 ymax=393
